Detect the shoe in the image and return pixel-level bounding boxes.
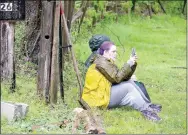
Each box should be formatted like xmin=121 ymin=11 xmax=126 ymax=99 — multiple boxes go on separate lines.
xmin=149 ymin=104 xmax=162 ymax=113
xmin=141 ymin=110 xmax=162 ymax=122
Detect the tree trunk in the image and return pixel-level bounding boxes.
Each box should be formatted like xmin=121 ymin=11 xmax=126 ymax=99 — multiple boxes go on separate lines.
xmin=182 ymin=0 xmax=187 ymax=14
xmin=64 ymin=1 xmax=69 ymax=20
xmin=92 ymin=16 xmax=97 ymax=27
xmin=114 ymin=1 xmax=118 ymax=22
xmin=131 ymin=0 xmax=136 ymax=12
xmin=71 ymin=8 xmax=84 ymax=24
xmin=0 ymin=21 xmax=16 ymax=93
xmin=37 ymin=1 xmax=54 ymax=103
xmin=147 ymin=3 xmax=152 ymax=18
xmin=21 ymin=1 xmax=41 ymax=64
xmin=62 ymin=0 xmax=75 ymax=54
xmin=50 ymin=1 xmax=60 ymax=104
xmin=67 ymin=0 xmax=75 ymax=30
xmin=78 ymin=0 xmax=89 ymax=33
xmin=157 ymin=0 xmax=166 ymax=14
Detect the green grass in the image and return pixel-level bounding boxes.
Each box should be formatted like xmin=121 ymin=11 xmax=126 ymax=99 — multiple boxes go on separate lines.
xmin=1 ymin=14 xmax=186 ymax=134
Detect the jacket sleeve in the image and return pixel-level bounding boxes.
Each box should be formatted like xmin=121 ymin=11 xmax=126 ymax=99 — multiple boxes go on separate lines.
xmin=95 ymin=60 xmax=137 ymax=84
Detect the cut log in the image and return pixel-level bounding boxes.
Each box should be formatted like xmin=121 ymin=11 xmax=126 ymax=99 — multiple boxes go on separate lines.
xmin=72 ymin=108 xmax=106 ymax=134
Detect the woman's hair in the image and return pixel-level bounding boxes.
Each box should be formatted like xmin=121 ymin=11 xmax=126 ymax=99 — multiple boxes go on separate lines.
xmin=98 ymin=41 xmax=115 ymax=55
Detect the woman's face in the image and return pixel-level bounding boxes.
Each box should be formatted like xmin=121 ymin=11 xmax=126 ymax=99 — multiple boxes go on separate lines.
xmin=103 ymin=45 xmax=117 ymax=61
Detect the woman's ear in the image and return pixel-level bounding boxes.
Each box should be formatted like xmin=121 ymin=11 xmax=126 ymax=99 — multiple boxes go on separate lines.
xmin=103 ymin=50 xmax=108 ymax=56
xmin=103 ymin=50 xmax=109 ymax=58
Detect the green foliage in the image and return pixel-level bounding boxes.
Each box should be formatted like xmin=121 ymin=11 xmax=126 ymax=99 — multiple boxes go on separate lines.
xmin=163 ymin=1 xmax=184 ymax=15
xmin=98 ymin=1 xmax=106 ymax=11
xmin=121 ymin=1 xmax=132 ymax=12
xmin=15 ymin=21 xmax=26 ymax=59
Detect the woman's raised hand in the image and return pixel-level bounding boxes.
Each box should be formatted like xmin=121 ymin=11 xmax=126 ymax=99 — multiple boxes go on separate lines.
xmin=127 ymin=54 xmax=138 ymax=67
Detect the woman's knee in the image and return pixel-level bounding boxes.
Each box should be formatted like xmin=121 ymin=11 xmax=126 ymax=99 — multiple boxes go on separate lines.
xmin=129 ymin=96 xmax=137 ymax=102
xmin=120 ymin=82 xmax=135 ymax=91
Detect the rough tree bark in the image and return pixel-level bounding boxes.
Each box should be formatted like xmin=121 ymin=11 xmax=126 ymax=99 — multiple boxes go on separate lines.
xmin=21 ymin=1 xmax=41 ymax=63
xmin=37 ymin=1 xmax=54 ymax=103
xmin=50 ymin=1 xmax=60 ymax=104
xmin=0 ymin=21 xmax=16 ymax=93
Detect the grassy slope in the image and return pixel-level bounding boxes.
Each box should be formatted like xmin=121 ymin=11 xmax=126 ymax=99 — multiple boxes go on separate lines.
xmin=1 ymin=14 xmax=186 ymax=134
xmin=74 ymin=14 xmax=186 ymax=134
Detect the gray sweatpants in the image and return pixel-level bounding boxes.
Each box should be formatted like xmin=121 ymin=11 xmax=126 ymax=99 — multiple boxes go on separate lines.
xmin=108 ymin=80 xmax=151 ymax=111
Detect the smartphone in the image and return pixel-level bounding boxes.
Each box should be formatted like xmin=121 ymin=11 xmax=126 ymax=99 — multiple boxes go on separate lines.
xmin=131 ymin=48 xmax=136 ymax=57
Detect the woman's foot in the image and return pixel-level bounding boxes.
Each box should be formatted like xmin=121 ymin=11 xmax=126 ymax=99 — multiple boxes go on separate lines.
xmin=141 ymin=110 xmax=162 ymax=122
xmin=149 ymin=104 xmax=162 ymax=113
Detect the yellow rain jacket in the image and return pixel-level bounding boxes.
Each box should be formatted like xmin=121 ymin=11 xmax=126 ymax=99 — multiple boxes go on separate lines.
xmin=82 ymin=55 xmax=137 ymax=108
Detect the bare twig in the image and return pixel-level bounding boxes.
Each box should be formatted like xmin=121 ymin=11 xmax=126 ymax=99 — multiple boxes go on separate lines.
xmin=171 ymin=67 xmax=187 ymax=69
xmin=103 ymin=24 xmax=125 ymax=53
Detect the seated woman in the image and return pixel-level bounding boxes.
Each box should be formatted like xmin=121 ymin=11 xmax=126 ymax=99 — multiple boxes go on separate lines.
xmin=82 ymin=41 xmax=162 ymax=122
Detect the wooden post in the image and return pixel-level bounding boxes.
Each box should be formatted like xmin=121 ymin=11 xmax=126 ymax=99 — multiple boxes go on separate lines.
xmin=59 ymin=9 xmax=64 ymax=101
xmin=37 ymin=1 xmax=54 ymax=103
xmin=50 ymin=1 xmax=60 ymax=104
xmin=0 ymin=21 xmax=16 ymax=93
